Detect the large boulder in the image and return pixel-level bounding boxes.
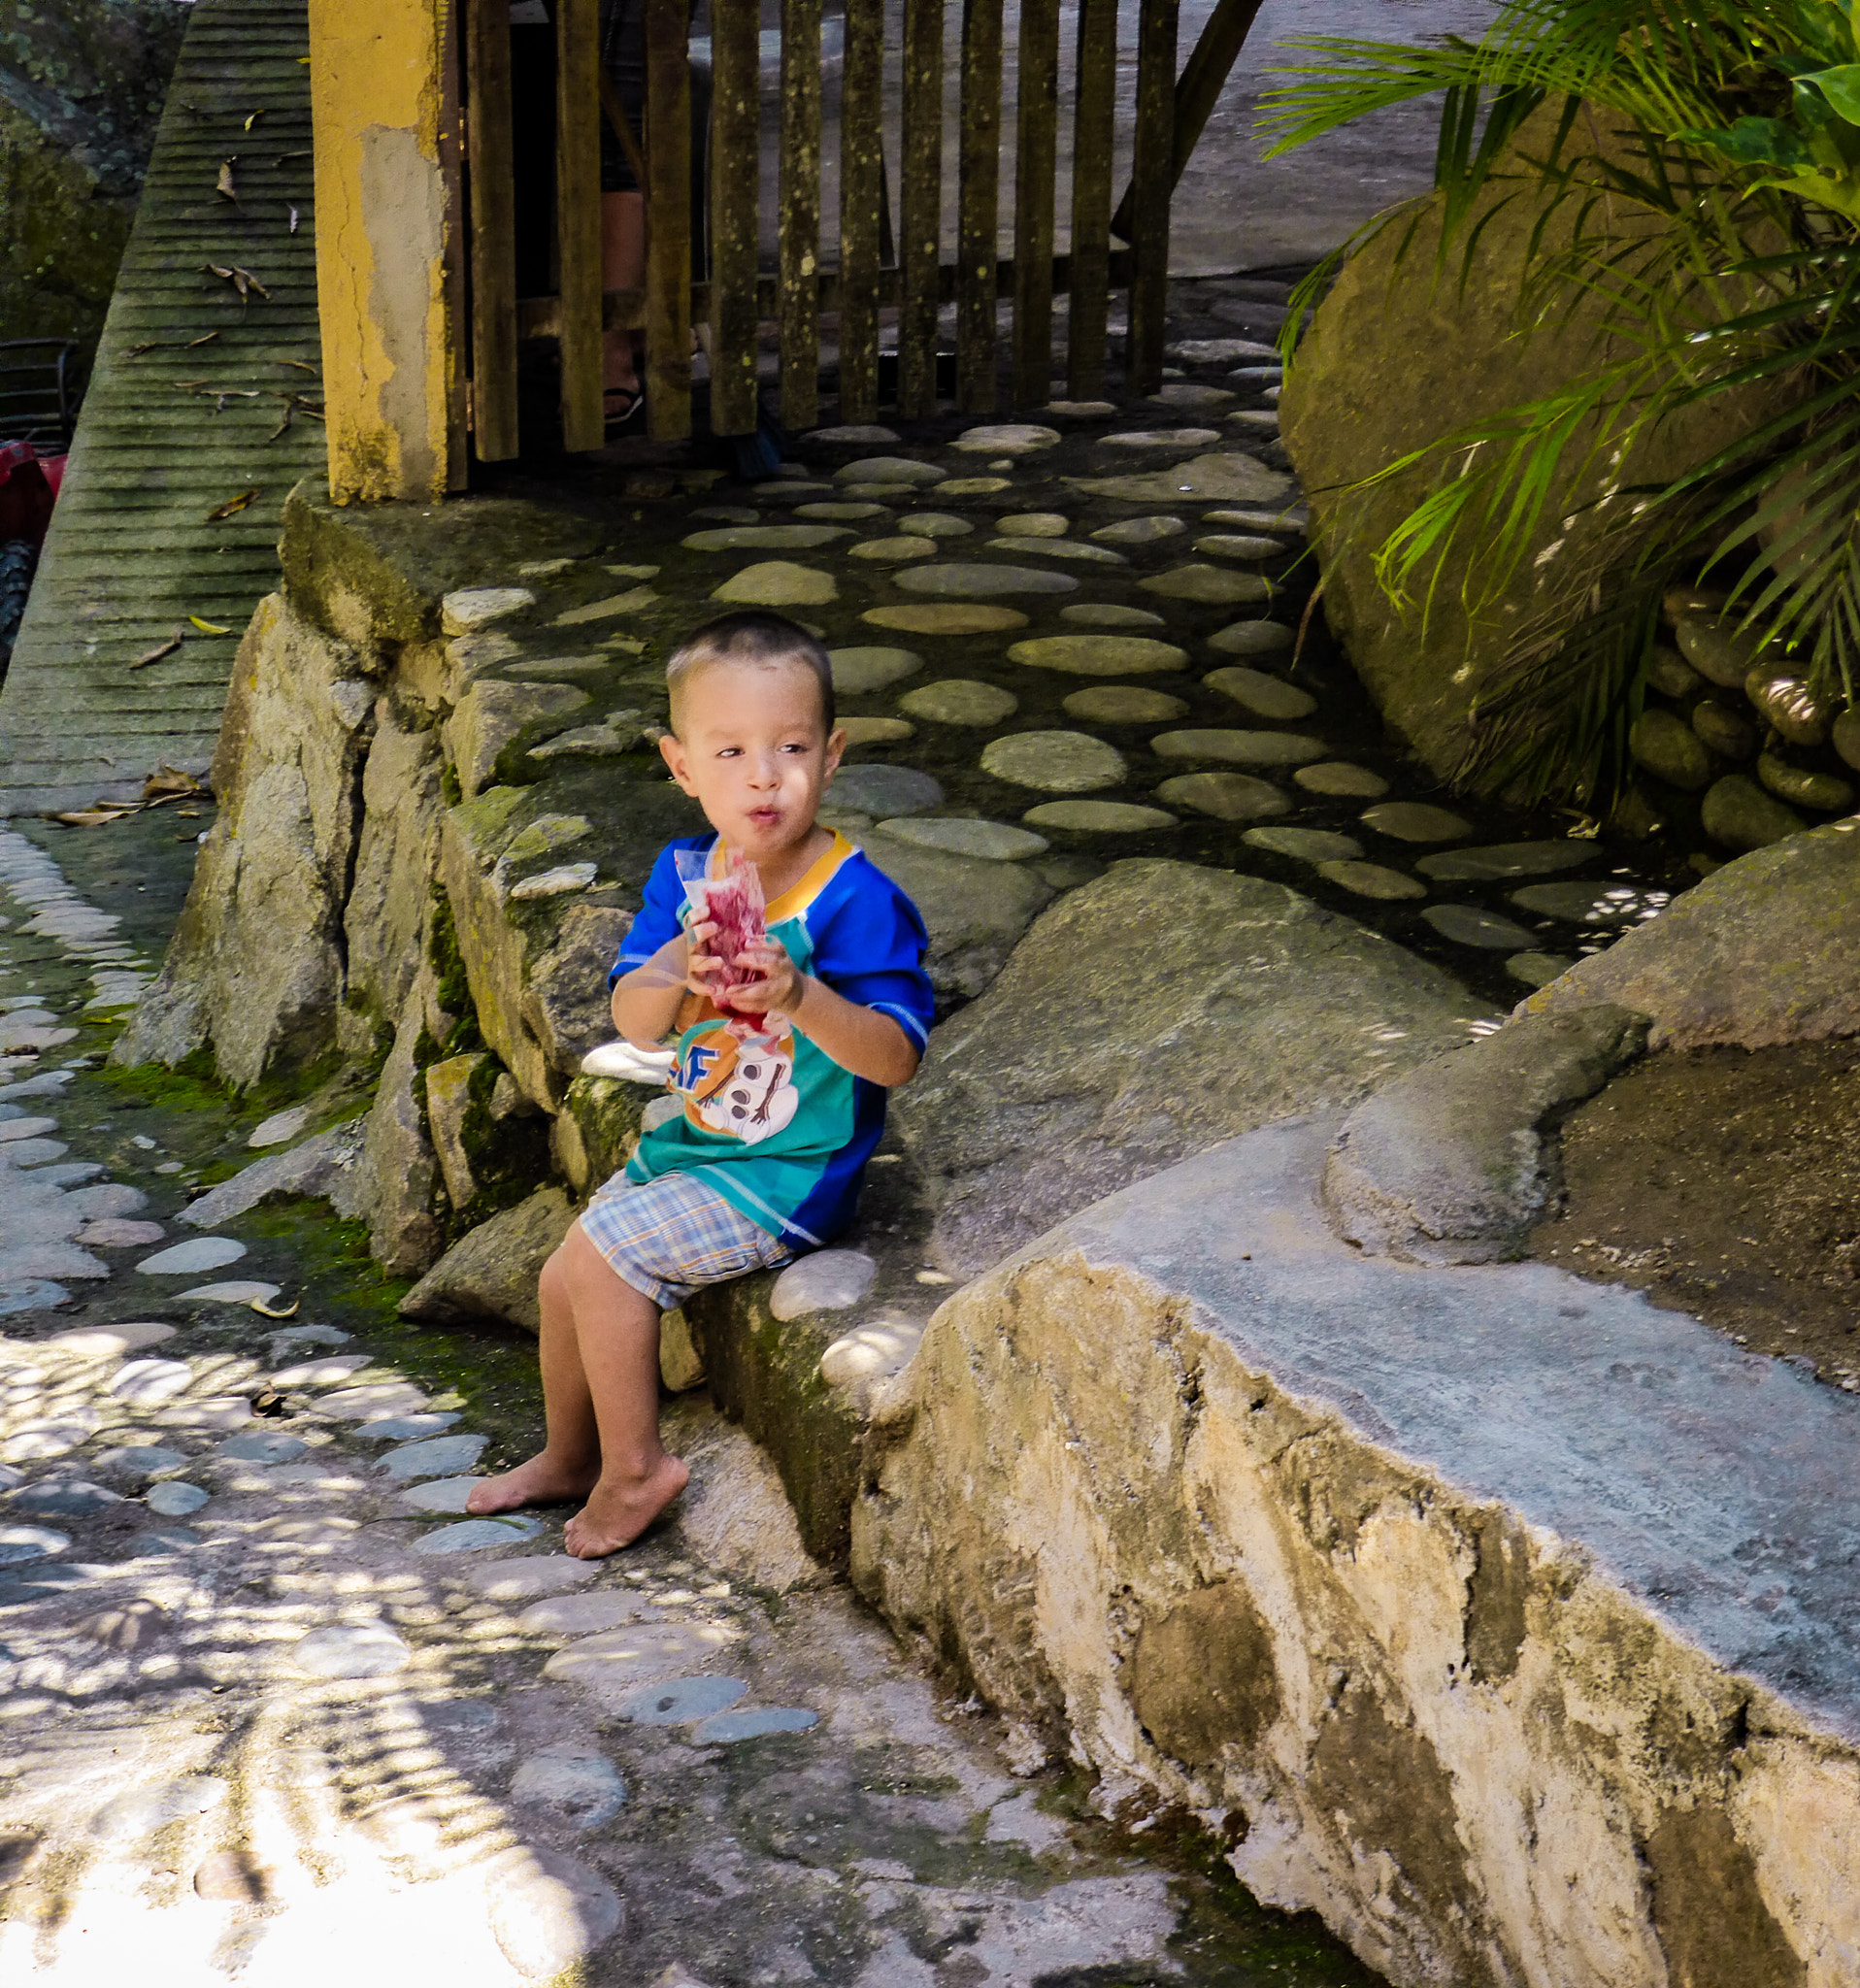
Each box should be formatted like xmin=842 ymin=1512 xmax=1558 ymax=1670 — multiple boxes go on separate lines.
xmin=890 ymin=859 xmax=1483 ymax=1275
xmin=1519 ymin=816 xmax=1860 ymax=1049
xmin=1279 ymin=110 xmax=1792 ymax=791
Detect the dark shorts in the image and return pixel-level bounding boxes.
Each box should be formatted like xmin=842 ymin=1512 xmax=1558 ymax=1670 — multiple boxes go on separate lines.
xmin=598 ymin=0 xmax=646 ymax=193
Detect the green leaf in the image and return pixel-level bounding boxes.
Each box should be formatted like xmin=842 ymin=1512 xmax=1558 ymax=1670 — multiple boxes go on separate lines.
xmin=1796 ymin=64 xmax=1860 ymax=126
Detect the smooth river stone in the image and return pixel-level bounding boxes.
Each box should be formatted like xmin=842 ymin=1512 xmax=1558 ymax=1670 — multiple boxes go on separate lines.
xmin=0 ymin=1524 xmax=68 ymax=1564
xmin=835 ymin=456 xmax=947 ymax=485
xmin=1295 ymin=761 xmax=1388 ymax=799
xmin=1100 ymin=428 xmax=1221 ymax=448
xmin=829 ymin=765 xmax=944 ymax=815
xmin=986 ymin=538 xmax=1125 ymax=566
xmin=1508 ymin=880 xmax=1667 ymax=924
xmin=1151 ymin=382 xmax=1236 ymax=410
xmin=543 ymin=1620 xmax=741 ymax=1694
xmin=1090 ymin=515 xmax=1186 ymax=546
xmin=466 ymin=1554 xmax=600 ymax=1601
xmin=1508 ymin=950 xmax=1576 ymax=990
xmin=901 ymin=513 xmax=974 ymax=537
xmin=92 ymin=1777 xmax=228 ymax=1839
xmin=397 ymin=1475 xmax=484 ymax=1513
xmin=1244 ymin=826 xmax=1364 ymax=862
xmin=770 ymin=1248 xmax=879 ymax=1318
xmin=1068 ymin=452 xmax=1297 ymax=505
xmin=849 ymin=536 xmax=936 ymax=563
xmin=611 ymin=1673 xmax=749 ymax=1725
xmin=690 ymin=506 xmax=760 ymax=524
xmin=1421 ymin=904 xmax=1539 ymax=950
xmin=379 ymin=1433 xmax=489 ymax=1480
xmin=1208 ymin=613 xmax=1292 ymax=652
xmin=681 ymin=525 xmax=849 ymax=551
xmin=145 ymin=1479 xmax=209 ymax=1516
xmin=864 ymin=604 xmax=1029 ymax=636
xmin=1194 ymin=534 xmax=1283 ymax=560
xmin=1316 ymin=859 xmax=1427 ymax=901
xmin=712 ymin=561 xmax=838 ymax=606
xmin=934 ymin=477 xmax=1013 ymax=497
xmin=795 ymin=502 xmax=889 ymax=520
xmin=980 ymin=732 xmax=1127 ymax=793
xmin=289 ymin=1623 xmax=411 ymax=1678
xmin=1021 ymin=799 xmax=1177 ymax=831
xmin=517 ymin=1591 xmax=653 ymax=1635
xmin=1062 ymin=685 xmax=1189 ymax=723
xmin=1007 ymin=634 xmax=1187 ymax=676
xmin=829 ymin=646 xmax=923 ymax=694
xmin=896 ymin=563 xmax=1078 ymax=598
xmin=510 ymin=1747 xmax=630 ymax=1830
xmin=1204 ymin=666 xmax=1317 ymax=721
xmin=950 ymin=423 xmax=1060 ymax=454
xmin=1359 ymin=801 xmax=1474 ymax=843
xmin=1140 ymin=565 xmax=1273 ymax=606
xmin=898 ymin=679 xmax=1019 ymax=725
xmin=413 ymin=1516 xmax=544 ymax=1554
xmin=693 ymin=1706 xmax=819 ymax=1743
xmin=1207 ymin=506 xmax=1308 ymax=535
xmin=1060 ymin=603 xmax=1166 ymax=630
xmin=136 ymin=1236 xmax=246 ymax=1276
xmin=839 ymin=716 xmax=915 ymax=745
xmin=997 ymin=513 xmax=1070 ymax=537
xmin=876 ymin=817 xmax=1049 ymax=861
xmin=1151 ymin=728 xmax=1324 ymax=767
xmin=1155 ymin=772 xmax=1290 ymax=822
xmin=1416 ymin=841 xmax=1596 ymax=882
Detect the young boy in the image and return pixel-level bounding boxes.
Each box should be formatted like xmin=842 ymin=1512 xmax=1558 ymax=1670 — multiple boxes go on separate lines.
xmin=469 ymin=612 xmax=934 ymax=1557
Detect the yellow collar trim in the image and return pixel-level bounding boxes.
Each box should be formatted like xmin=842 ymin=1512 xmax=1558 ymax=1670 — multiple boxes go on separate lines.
xmin=710 ymin=830 xmax=854 ymax=924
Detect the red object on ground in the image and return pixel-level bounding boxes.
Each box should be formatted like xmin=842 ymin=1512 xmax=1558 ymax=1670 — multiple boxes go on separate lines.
xmin=0 ymin=441 xmax=62 ymax=547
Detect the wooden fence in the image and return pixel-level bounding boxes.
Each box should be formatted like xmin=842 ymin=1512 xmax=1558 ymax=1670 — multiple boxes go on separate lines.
xmin=462 ymin=0 xmax=1264 ymax=458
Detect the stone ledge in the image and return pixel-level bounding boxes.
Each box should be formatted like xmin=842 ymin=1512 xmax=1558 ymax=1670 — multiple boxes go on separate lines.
xmin=853 ymin=1114 xmax=1860 ymax=1988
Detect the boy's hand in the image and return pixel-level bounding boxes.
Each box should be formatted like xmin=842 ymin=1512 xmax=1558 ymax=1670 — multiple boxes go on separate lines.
xmin=683 ymin=917 xmax=727 ymax=1001
xmin=717 ymin=941 xmax=805 ymax=1018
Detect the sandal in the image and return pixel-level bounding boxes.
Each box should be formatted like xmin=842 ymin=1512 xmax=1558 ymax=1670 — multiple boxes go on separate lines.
xmin=604 ymin=385 xmax=644 ymax=434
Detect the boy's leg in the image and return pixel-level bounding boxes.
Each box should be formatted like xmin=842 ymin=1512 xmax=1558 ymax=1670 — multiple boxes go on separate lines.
xmin=467 ymin=1227 xmax=687 ymax=1552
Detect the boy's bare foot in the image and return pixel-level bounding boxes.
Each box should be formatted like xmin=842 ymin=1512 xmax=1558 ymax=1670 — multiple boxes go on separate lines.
xmin=562 ymin=1455 xmax=689 ymax=1559
xmin=466 ymin=1452 xmax=598 ymax=1517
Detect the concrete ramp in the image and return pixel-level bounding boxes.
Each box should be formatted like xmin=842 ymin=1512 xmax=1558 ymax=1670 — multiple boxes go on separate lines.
xmin=0 ymin=0 xmax=322 ymax=817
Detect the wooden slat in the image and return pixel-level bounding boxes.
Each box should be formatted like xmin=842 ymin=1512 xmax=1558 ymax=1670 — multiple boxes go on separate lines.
xmin=555 ymin=0 xmax=603 ymax=450
xmin=1111 ymin=0 xmax=1265 ymax=240
xmin=1011 ymin=0 xmax=1059 ymax=407
xmin=778 ymin=0 xmax=822 ymax=430
xmin=465 ymin=0 xmax=519 ymax=461
xmin=897 ymin=0 xmax=943 ymax=417
xmin=515 ymin=248 xmax=1137 ymax=340
xmin=1067 ymin=0 xmax=1116 ymax=400
xmin=1126 ymin=0 xmax=1178 ymax=398
xmin=838 ymin=0 xmax=883 ymax=424
xmin=439 ymin=0 xmax=470 ymax=485
xmin=709 ymin=0 xmax=759 ymax=437
xmin=955 ymin=0 xmax=1003 ymax=414
xmin=643 ymin=0 xmax=693 ymax=442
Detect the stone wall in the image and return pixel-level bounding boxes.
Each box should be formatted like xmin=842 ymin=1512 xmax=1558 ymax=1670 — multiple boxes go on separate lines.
xmin=852 ymin=1120 xmax=1860 ymax=1988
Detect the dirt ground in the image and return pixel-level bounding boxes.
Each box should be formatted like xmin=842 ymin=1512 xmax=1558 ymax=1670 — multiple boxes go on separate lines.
xmin=1528 ymin=1040 xmax=1860 ymax=1392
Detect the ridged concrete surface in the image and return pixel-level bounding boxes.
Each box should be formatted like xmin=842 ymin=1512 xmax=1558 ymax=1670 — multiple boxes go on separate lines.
xmin=0 ymin=0 xmax=322 ymax=817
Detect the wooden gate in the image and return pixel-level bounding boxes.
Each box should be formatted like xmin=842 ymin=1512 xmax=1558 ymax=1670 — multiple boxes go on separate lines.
xmin=461 ymin=0 xmax=1266 ymax=460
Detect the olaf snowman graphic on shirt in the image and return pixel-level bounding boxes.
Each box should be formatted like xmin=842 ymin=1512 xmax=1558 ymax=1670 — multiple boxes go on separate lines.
xmin=677 ymin=1020 xmax=800 ymax=1145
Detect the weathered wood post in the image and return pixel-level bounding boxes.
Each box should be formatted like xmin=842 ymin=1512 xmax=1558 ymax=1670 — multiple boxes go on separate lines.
xmin=308 ymin=0 xmax=465 ymax=502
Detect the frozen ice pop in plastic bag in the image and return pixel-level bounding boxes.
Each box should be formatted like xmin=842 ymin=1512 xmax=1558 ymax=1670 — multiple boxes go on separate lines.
xmin=677 ymin=845 xmax=783 ymax=1044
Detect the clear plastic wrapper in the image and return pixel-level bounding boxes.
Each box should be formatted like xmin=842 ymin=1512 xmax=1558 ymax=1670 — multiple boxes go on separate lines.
xmin=677 ymin=846 xmax=782 ymax=1043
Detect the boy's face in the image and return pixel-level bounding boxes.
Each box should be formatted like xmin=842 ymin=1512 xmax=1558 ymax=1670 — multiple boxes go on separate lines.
xmin=658 ymin=657 xmax=846 ymax=865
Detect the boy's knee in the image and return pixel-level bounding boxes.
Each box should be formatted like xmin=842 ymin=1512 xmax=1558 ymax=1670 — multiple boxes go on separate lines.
xmin=538 ymin=1238 xmax=576 ymax=1307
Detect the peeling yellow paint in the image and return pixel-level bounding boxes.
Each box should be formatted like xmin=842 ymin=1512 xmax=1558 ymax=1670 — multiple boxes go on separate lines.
xmin=309 ymin=0 xmax=455 ymax=503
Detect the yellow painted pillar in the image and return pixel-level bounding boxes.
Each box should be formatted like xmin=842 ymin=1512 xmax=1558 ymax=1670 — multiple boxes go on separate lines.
xmin=309 ymin=0 xmax=459 ymax=504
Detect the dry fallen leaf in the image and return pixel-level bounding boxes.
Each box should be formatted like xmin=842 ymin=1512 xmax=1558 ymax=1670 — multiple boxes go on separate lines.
xmin=288 ymin=204 xmax=300 ymax=234
xmin=244 ymin=107 xmax=267 ymax=131
xmin=216 ymin=157 xmax=239 ymax=201
xmin=206 ymin=488 xmax=258 ymax=522
xmin=249 ymin=1297 xmax=299 ymax=1319
xmin=202 ymin=262 xmax=269 ymax=302
xmin=265 ymin=405 xmax=291 ymax=444
xmin=129 ymin=624 xmax=186 ymax=670
xmin=188 ymin=614 xmax=232 ymax=635
xmin=53 ymin=806 xmax=139 ymax=827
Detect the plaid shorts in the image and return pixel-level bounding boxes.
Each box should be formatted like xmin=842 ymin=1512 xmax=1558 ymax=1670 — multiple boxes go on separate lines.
xmin=579 ymin=1170 xmax=795 ymax=1309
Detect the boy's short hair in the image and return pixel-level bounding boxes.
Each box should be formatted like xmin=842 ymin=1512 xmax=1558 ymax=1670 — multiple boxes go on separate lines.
xmin=665 ymin=612 xmax=836 ymax=736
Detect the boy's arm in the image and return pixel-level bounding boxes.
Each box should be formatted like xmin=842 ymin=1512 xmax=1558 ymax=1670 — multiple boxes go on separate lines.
xmin=726 ymin=946 xmax=920 ymax=1087
xmin=611 ymin=933 xmax=690 ymax=1048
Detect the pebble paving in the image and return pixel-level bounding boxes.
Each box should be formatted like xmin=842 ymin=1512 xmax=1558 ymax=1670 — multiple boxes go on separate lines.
xmin=0 ymin=813 xmax=1411 ymax=1987
xmin=0 ymin=291 xmax=1703 ymax=1984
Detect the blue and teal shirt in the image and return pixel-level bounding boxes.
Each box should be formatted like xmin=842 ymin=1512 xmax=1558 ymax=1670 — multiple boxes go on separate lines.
xmin=612 ymin=831 xmax=935 ymax=1248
